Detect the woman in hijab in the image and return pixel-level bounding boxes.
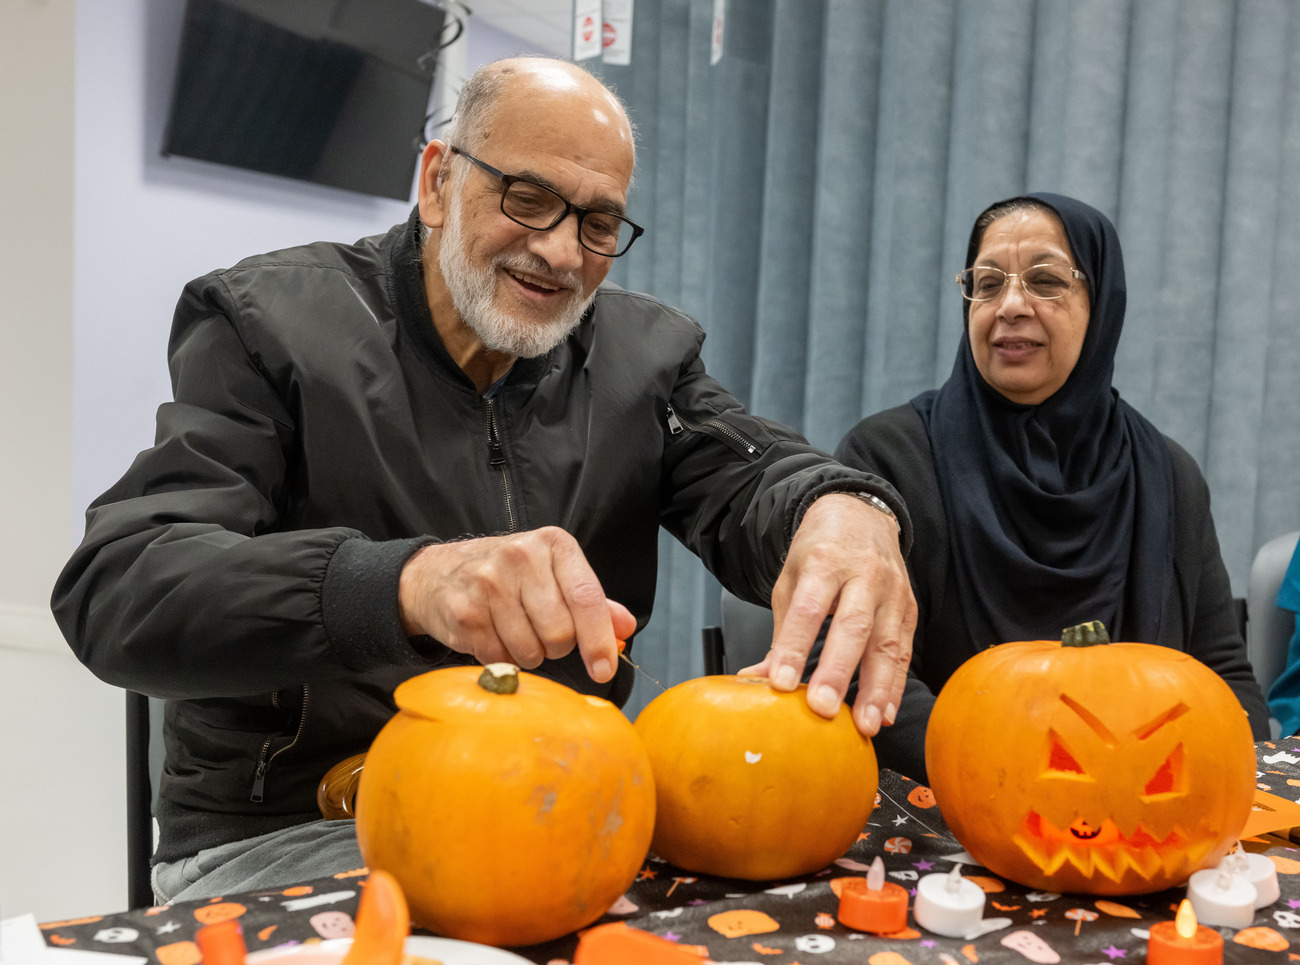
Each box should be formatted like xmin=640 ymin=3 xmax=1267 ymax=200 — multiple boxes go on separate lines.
xmin=824 ymin=192 xmax=1269 ymax=782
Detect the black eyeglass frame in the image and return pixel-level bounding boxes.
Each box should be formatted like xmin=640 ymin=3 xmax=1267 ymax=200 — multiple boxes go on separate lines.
xmin=448 ymin=146 xmax=645 ymax=258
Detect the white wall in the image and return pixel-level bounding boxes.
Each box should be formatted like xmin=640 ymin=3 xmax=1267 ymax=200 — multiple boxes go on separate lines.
xmin=2 ymin=0 xmax=544 ymax=923
xmin=0 ymin=0 xmax=98 ymax=926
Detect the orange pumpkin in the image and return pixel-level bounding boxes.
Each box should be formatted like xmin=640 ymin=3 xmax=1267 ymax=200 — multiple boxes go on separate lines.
xmin=355 ymin=664 xmax=655 ymax=946
xmin=925 ymin=622 xmax=1256 ymax=895
xmin=634 ymin=675 xmax=878 ymax=880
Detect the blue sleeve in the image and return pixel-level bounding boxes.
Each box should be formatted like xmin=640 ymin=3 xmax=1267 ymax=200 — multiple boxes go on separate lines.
xmin=1269 ymin=614 xmax=1300 ymax=737
xmin=1278 ymin=544 xmax=1300 ymax=613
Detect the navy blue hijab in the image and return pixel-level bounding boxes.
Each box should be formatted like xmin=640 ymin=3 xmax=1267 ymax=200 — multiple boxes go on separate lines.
xmin=913 ymin=193 xmax=1174 ymax=647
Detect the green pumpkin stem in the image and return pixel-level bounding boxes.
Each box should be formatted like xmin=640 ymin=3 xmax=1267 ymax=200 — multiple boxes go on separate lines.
xmin=1061 ymin=621 xmax=1110 ymax=647
xmin=477 ymin=663 xmax=520 ymax=694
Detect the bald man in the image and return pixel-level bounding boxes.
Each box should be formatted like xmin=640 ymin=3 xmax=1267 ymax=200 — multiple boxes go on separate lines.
xmin=53 ymin=58 xmax=915 ymax=902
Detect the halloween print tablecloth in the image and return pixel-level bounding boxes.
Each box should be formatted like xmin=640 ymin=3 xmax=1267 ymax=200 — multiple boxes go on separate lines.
xmin=40 ymin=738 xmax=1300 ymax=964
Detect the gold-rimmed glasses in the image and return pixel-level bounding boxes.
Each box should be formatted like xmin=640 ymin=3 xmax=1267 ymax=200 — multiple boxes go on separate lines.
xmin=956 ymin=264 xmax=1085 ymax=302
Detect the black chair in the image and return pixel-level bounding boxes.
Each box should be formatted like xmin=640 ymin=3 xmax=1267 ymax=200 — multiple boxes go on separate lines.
xmin=126 ymin=692 xmax=165 ymax=909
xmin=701 ymin=589 xmax=775 ymax=675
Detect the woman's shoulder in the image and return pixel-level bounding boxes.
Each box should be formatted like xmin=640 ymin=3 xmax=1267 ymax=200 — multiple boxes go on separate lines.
xmin=834 ymin=402 xmax=930 ymax=471
xmin=1158 ymin=433 xmax=1211 ymax=503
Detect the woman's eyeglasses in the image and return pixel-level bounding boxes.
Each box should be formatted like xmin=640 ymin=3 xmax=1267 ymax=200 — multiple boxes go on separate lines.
xmin=956 ymin=264 xmax=1085 ymax=302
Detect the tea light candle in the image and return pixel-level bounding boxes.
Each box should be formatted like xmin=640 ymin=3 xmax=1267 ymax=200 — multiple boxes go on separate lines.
xmin=1217 ymin=849 xmax=1280 ymax=909
xmin=1186 ymin=867 xmax=1256 ymax=929
xmin=838 ymin=856 xmax=909 ymax=934
xmin=196 ymin=920 xmax=247 ymax=965
xmin=913 ymin=863 xmax=985 ymax=938
xmin=1147 ymin=899 xmax=1223 ymax=965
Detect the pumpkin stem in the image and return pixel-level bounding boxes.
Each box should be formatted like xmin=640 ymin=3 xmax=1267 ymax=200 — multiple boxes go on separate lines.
xmin=477 ymin=663 xmax=520 ymax=694
xmin=1061 ymin=621 xmax=1109 ymax=647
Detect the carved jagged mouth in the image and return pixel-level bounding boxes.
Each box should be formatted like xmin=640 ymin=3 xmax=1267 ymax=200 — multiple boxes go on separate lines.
xmin=1014 ymin=811 xmax=1213 ymax=885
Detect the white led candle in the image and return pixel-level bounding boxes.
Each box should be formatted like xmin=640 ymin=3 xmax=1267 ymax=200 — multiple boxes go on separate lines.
xmin=1186 ymin=867 xmax=1256 ymax=929
xmin=1216 ymin=848 xmax=1280 ymax=909
xmin=913 ymin=863 xmax=986 ymax=938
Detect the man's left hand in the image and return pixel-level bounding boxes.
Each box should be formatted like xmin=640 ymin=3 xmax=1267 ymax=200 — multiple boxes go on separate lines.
xmin=740 ymin=493 xmax=916 ymax=737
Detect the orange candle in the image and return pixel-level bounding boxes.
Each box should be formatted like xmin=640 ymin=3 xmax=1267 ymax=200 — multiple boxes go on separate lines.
xmin=195 ymin=920 xmax=247 ymax=965
xmin=838 ymin=856 xmax=909 ymax=934
xmin=1147 ymin=900 xmax=1223 ymax=965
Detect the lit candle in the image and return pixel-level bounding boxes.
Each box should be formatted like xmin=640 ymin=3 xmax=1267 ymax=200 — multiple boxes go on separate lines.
xmin=913 ymin=863 xmax=985 ymax=938
xmin=1186 ymin=867 xmax=1256 ymax=929
xmin=1147 ymin=899 xmax=1223 ymax=965
xmin=1216 ymin=848 xmax=1280 ymax=909
xmin=838 ymin=856 xmax=909 ymax=934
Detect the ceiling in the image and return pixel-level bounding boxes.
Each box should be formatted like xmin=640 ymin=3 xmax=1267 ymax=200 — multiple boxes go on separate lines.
xmin=459 ymin=0 xmax=574 ymax=58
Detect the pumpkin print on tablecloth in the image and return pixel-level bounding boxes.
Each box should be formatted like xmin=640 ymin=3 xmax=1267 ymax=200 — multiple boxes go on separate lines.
xmin=908 ymin=785 xmax=937 ymax=808
xmin=1232 ymin=926 xmax=1289 ymax=951
xmin=926 ymin=622 xmax=1255 ymax=895
xmin=192 ymin=904 xmax=245 ymax=926
xmin=707 ymin=909 xmax=781 ymax=938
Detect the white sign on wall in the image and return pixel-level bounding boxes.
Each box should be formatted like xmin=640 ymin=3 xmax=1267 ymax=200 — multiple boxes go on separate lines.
xmin=602 ymin=0 xmax=633 ymax=66
xmin=710 ymin=0 xmax=725 ymax=65
xmin=573 ymin=0 xmax=602 ymax=61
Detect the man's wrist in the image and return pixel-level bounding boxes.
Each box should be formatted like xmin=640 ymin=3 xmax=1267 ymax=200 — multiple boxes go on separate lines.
xmin=841 ymin=490 xmax=902 ymax=536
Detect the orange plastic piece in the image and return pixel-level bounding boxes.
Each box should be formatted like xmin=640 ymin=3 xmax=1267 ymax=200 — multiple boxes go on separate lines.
xmin=341 ymin=871 xmax=409 ymax=965
xmin=575 ymin=922 xmax=708 ymax=964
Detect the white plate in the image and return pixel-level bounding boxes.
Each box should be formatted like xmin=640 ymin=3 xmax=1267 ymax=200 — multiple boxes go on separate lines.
xmin=245 ymin=936 xmax=533 ymax=965
xmin=403 ymin=935 xmax=534 ymax=964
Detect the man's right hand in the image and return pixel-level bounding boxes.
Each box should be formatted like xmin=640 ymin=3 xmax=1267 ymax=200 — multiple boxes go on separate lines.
xmin=398 ymin=527 xmax=635 ymax=683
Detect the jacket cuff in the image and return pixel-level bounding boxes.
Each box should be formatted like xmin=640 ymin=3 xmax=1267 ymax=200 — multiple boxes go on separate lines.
xmin=321 ymin=535 xmax=440 ymax=671
xmin=793 ymin=476 xmax=913 ymax=557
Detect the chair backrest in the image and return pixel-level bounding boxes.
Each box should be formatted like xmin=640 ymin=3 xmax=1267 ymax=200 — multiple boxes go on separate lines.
xmin=719 ymin=589 xmax=775 ymax=674
xmin=1248 ymin=530 xmax=1300 ymax=698
xmin=126 ymin=692 xmax=165 ymax=909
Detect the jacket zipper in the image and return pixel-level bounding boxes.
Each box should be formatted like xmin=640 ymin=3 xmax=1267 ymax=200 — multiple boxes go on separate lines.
xmin=485 ymin=398 xmax=518 ymax=533
xmin=665 ymin=404 xmax=760 ymax=457
xmin=250 ymin=685 xmax=311 ymax=803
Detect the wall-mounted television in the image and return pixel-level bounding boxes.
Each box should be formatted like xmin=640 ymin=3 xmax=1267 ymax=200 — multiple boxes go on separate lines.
xmin=162 ymin=0 xmax=445 ymax=201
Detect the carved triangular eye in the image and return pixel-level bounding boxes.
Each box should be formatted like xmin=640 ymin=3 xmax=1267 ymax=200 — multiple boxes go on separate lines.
xmin=1048 ymin=731 xmax=1086 ymax=774
xmin=1143 ymin=743 xmax=1184 ymax=797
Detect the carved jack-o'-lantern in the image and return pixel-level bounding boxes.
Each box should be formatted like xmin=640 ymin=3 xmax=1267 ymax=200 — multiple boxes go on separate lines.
xmin=926 ymin=622 xmax=1256 ymax=895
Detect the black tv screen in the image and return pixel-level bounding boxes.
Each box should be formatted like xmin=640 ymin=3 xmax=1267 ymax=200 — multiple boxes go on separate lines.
xmin=163 ymin=0 xmax=445 ymax=201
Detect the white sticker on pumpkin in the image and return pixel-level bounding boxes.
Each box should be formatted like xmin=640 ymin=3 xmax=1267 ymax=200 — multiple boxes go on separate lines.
xmin=745 ymin=750 xmax=762 ymax=763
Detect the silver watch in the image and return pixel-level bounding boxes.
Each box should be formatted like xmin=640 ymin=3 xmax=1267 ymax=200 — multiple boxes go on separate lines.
xmin=844 ymin=491 xmax=901 ymax=535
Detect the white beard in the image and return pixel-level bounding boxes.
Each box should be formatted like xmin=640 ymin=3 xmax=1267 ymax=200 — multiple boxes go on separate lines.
xmin=437 ymin=198 xmax=596 ymax=358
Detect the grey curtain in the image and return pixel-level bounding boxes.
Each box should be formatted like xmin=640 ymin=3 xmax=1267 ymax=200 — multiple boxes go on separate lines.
xmin=595 ymin=0 xmax=1300 ymax=716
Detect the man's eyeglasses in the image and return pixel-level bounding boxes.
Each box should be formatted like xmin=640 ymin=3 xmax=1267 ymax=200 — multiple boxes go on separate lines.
xmin=956 ymin=264 xmax=1086 ymax=302
xmin=448 ymin=146 xmax=644 ymax=258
